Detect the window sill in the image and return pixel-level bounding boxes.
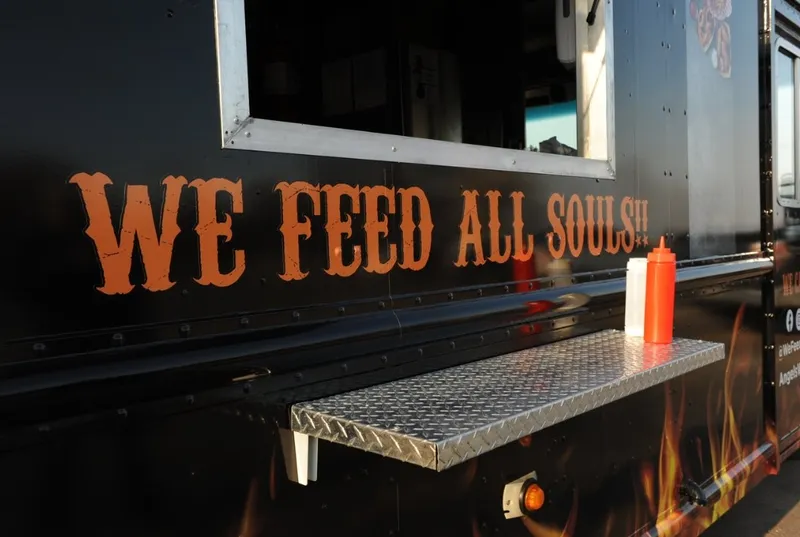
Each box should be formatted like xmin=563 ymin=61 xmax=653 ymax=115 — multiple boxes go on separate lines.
xmin=224 ymin=117 xmax=617 ymax=180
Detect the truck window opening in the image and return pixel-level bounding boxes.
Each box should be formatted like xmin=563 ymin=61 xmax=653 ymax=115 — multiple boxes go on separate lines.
xmin=244 ymin=0 xmax=584 ymax=156
xmin=776 ymin=47 xmax=796 ymax=200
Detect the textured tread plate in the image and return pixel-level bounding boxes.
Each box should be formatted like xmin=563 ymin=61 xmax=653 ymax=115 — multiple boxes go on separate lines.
xmin=290 ymin=329 xmax=725 ymax=471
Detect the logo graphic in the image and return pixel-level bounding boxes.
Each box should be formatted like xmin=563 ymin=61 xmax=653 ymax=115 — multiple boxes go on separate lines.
xmin=787 ymin=309 xmax=794 ymax=333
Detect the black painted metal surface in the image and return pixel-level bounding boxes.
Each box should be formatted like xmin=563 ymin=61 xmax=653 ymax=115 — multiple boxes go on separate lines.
xmin=0 ymin=0 xmax=785 ymax=535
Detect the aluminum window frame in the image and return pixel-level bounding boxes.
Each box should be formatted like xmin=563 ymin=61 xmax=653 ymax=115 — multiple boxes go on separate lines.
xmin=775 ymin=36 xmax=800 ymax=208
xmin=213 ymin=0 xmax=617 ymax=180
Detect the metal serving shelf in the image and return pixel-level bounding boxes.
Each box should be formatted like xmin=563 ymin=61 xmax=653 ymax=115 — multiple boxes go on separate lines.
xmin=290 ymin=330 xmax=725 ymax=471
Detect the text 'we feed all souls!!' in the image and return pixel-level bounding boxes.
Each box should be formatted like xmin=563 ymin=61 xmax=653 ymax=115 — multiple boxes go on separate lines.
xmin=69 ymin=172 xmax=651 ymax=295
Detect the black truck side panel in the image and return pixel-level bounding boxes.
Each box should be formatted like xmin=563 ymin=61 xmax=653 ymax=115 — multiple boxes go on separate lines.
xmin=0 ymin=0 xmax=775 ymax=536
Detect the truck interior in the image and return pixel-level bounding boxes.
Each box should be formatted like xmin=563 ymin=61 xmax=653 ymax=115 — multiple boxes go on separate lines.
xmin=244 ymin=0 xmax=581 ymax=155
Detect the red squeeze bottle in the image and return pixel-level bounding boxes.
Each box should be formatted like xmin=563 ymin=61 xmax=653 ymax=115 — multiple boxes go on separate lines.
xmin=643 ymin=236 xmax=677 ymax=344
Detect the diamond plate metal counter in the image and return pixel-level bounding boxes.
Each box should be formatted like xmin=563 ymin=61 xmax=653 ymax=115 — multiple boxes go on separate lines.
xmin=290 ymin=330 xmax=725 ymax=471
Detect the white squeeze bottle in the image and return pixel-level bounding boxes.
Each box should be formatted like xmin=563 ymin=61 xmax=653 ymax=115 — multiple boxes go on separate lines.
xmin=624 ymin=258 xmax=648 ymax=337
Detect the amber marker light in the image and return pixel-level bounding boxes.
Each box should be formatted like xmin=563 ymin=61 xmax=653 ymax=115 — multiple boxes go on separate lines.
xmin=502 ymin=470 xmax=543 ymax=520
xmin=520 ymin=480 xmax=546 ymax=514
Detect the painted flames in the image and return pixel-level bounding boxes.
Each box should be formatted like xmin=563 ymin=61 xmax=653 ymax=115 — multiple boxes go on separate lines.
xmin=518 ymin=302 xmax=767 ymax=537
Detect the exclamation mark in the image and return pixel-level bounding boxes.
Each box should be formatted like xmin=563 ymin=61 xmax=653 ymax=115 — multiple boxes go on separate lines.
xmin=642 ymin=200 xmax=649 ymax=236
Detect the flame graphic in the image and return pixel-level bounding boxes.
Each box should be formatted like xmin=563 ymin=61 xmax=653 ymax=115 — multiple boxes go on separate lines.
xmin=269 ymin=445 xmax=278 ymax=501
xmin=631 ymin=302 xmax=767 ymax=536
xmin=631 ymin=380 xmax=687 ymax=537
xmin=234 ymin=479 xmax=262 ymax=537
xmin=695 ymin=303 xmax=760 ymax=528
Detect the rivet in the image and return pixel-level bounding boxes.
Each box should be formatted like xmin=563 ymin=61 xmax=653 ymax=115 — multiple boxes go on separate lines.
xmin=186 ymin=395 xmax=195 ymax=405
xmin=240 ymin=317 xmax=250 ymax=327
xmin=243 ymin=382 xmax=251 ymax=394
xmin=338 ymin=306 xmax=346 ymax=315
xmin=117 ymin=408 xmax=128 ymax=418
xmin=415 ymin=296 xmax=423 ymax=305
xmin=292 ymin=311 xmax=300 ymax=321
xmin=450 ymin=341 xmax=456 ymax=349
xmin=182 ymin=289 xmax=189 ymax=296
xmin=112 ymin=333 xmax=124 ymax=346
xmin=295 ymin=372 xmax=304 ymax=381
xmin=33 ymin=342 xmax=47 ymax=354
xmin=417 ymin=348 xmax=424 ymax=356
xmin=447 ymin=292 xmax=454 ymax=300
xmin=391 ymin=146 xmax=397 ymax=152
xmin=381 ymin=355 xmax=388 ymax=364
xmin=179 ymin=324 xmax=191 ymax=337
xmin=341 ymin=363 xmax=349 ymax=372
xmin=477 ymin=289 xmax=483 ymax=297
xmin=378 ymin=301 xmax=386 ymax=309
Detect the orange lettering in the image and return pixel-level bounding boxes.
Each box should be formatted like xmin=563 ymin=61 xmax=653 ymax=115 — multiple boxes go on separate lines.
xmin=322 ymin=184 xmax=362 ymax=277
xmin=398 ymin=187 xmax=433 ymax=271
xmin=274 ymin=181 xmax=321 ymax=281
xmin=362 ymin=185 xmax=397 ymax=274
xmin=604 ymin=196 xmax=620 ymax=254
xmin=566 ymin=194 xmax=585 ymax=257
xmin=510 ymin=192 xmax=534 ymax=262
xmin=547 ymin=194 xmax=566 ymax=259
xmin=784 ymin=273 xmax=793 ymax=297
xmin=70 ymin=172 xmax=185 ymax=295
xmin=620 ymin=196 xmax=635 ymax=253
xmin=585 ymin=195 xmax=604 ymax=256
xmin=486 ymin=190 xmax=512 ymax=263
xmin=634 ymin=199 xmax=642 ymax=233
xmin=642 ymin=200 xmax=649 ymax=235
xmin=189 ymin=178 xmax=245 ymax=287
xmin=455 ymin=190 xmax=485 ymax=267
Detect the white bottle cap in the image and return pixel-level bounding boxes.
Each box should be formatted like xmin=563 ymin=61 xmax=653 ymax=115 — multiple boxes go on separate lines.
xmin=624 ymin=258 xmax=648 ymax=337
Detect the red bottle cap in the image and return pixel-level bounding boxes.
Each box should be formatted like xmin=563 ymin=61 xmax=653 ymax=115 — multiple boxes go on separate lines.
xmin=647 ymin=236 xmax=676 ymax=263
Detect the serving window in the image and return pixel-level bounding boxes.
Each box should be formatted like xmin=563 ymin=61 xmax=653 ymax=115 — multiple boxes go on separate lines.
xmin=215 ymin=0 xmax=616 ymax=178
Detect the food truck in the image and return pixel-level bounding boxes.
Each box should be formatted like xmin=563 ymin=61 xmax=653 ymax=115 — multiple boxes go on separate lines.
xmin=2 ymin=0 xmax=800 ymax=535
